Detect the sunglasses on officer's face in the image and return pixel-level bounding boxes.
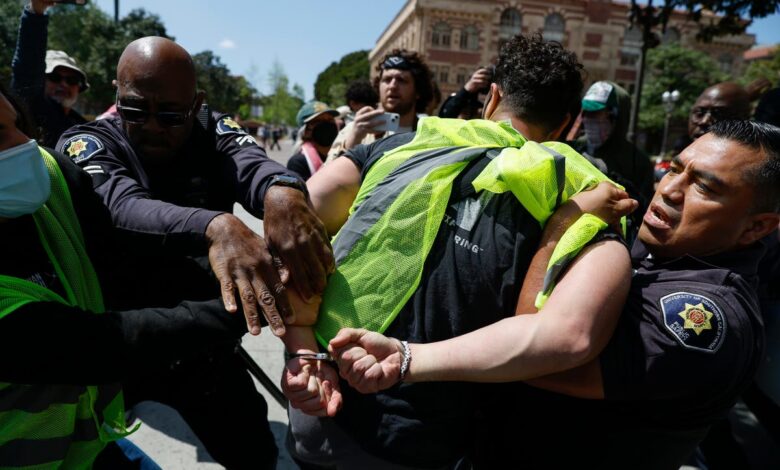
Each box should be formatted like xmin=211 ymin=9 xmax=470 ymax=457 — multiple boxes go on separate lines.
xmin=115 ymin=95 xmax=197 ymax=128
xmin=46 ymin=72 xmax=83 ymax=87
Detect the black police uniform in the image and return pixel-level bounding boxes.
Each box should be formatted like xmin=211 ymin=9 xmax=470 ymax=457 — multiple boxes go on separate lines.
xmin=57 ymin=111 xmax=298 ymax=470
xmin=289 ymin=133 xmax=543 ymax=468
xmin=475 ymin=239 xmax=765 ymax=470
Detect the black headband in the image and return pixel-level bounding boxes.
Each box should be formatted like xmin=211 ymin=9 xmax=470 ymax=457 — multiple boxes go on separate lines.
xmin=381 ymin=56 xmax=412 ymax=71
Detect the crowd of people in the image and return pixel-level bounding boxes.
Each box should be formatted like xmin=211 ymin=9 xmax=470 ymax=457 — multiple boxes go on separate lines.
xmin=1 ymin=1 xmax=779 ymax=469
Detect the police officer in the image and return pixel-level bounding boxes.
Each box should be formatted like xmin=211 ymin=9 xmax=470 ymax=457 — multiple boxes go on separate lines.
xmin=331 ymin=121 xmax=780 ymax=469
xmin=57 ymin=37 xmax=333 ymax=469
xmin=0 ymin=83 xmax=259 ymax=469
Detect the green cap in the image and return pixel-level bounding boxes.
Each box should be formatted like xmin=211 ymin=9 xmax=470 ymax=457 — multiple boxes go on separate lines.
xmin=296 ymin=101 xmax=339 ymax=127
xmin=582 ymin=81 xmax=617 ymax=112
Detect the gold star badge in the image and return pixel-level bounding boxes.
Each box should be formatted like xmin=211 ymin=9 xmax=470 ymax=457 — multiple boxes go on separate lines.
xmin=678 ymin=303 xmax=713 ymax=336
xmin=66 ymin=139 xmax=87 ymax=158
xmin=223 ymin=118 xmax=242 ymax=130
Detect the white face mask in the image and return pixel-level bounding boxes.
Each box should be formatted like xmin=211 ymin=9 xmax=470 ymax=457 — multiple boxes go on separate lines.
xmin=0 ymin=140 xmax=51 ymax=218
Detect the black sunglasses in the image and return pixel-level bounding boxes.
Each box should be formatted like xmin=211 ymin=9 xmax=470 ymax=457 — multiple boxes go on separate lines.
xmin=116 ymin=96 xmax=197 ymax=127
xmin=46 ymin=72 xmax=83 ymax=87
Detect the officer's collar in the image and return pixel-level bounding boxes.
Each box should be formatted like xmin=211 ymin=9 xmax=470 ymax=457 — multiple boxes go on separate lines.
xmin=632 ymin=238 xmax=766 ymax=278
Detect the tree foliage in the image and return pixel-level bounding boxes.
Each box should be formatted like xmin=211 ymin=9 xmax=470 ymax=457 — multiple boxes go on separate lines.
xmin=630 ymin=0 xmax=780 ymax=42
xmin=314 ymin=50 xmax=370 ymax=106
xmin=639 ymin=43 xmax=728 ymax=132
xmin=0 ymin=0 xmax=256 ymax=118
xmin=193 ymin=50 xmax=258 ymax=117
xmin=261 ymin=60 xmax=303 ymax=125
xmin=741 ymin=48 xmax=780 ymax=87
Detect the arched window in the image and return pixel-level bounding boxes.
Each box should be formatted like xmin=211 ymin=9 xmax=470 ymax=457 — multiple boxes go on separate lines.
xmin=432 ymin=22 xmax=452 ymax=48
xmin=662 ymin=27 xmax=680 ymax=44
xmin=460 ymin=25 xmax=479 ymax=50
xmin=543 ymin=13 xmax=565 ymax=43
xmin=499 ymin=9 xmax=522 ymax=40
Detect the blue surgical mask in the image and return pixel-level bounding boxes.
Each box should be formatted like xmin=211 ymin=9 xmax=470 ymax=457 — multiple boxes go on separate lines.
xmin=0 ymin=140 xmax=51 ymax=218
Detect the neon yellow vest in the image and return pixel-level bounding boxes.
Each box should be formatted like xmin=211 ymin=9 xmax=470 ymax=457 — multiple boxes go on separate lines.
xmin=314 ymin=117 xmax=617 ymax=345
xmin=0 ymin=148 xmax=134 ymax=470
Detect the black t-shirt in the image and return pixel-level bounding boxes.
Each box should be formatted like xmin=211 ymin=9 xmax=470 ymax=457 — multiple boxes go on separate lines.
xmin=335 ymin=133 xmax=543 ymax=467
xmin=475 ymin=240 xmax=766 ymax=470
xmin=286 ymin=151 xmax=313 ymax=181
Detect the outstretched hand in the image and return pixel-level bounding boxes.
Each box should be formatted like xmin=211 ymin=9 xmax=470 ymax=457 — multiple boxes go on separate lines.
xmin=329 ymin=328 xmax=405 ymax=394
xmin=282 ymin=355 xmax=342 ymax=417
xmin=263 ymin=185 xmax=334 ymax=304
xmin=206 ymin=213 xmax=292 ymax=336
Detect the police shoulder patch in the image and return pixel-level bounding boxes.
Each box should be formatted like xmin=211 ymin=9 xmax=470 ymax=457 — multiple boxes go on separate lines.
xmin=215 ymin=116 xmax=247 ymax=135
xmin=659 ymin=292 xmax=727 ymax=353
xmin=61 ymin=134 xmax=104 ymax=164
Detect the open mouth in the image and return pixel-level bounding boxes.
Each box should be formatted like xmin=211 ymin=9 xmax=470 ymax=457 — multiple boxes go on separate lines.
xmin=644 ymin=203 xmax=673 ymax=229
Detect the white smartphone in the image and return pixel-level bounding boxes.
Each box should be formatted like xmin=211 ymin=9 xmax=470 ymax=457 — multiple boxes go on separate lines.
xmin=372 ymin=112 xmax=400 ymax=133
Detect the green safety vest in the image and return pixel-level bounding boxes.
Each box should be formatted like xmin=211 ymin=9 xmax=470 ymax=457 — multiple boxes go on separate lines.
xmin=0 ymin=148 xmax=134 ymax=470
xmin=314 ymin=117 xmax=618 ymax=346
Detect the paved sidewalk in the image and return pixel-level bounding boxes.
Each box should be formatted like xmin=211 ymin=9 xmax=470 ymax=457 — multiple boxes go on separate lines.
xmin=126 ymin=139 xmax=301 ymax=469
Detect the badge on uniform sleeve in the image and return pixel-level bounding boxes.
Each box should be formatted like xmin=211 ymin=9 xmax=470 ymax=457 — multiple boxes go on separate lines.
xmin=660 ymin=292 xmax=726 ymax=353
xmin=216 ymin=117 xmax=247 ymax=135
xmin=61 ymin=134 xmax=104 ymax=164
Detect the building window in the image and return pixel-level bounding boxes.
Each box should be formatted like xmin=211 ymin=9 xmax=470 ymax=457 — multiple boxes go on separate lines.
xmin=719 ymin=54 xmax=733 ymax=73
xmin=439 ymin=67 xmax=449 ymax=84
xmin=499 ymin=8 xmax=522 ymax=41
xmin=620 ymin=51 xmax=639 ymax=67
xmin=543 ymin=13 xmax=565 ymax=43
xmin=456 ymin=68 xmax=468 ymax=85
xmin=623 ymin=26 xmax=643 ymax=49
xmin=460 ymin=25 xmax=479 ymax=50
xmin=662 ymin=27 xmax=680 ymax=44
xmin=432 ymin=21 xmax=451 ymax=48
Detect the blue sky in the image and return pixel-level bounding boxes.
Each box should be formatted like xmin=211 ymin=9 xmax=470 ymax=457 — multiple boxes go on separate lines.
xmin=92 ymin=0 xmax=779 ymax=100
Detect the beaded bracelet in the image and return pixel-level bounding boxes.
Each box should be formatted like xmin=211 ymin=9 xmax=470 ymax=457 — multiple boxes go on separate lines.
xmin=399 ymin=340 xmax=411 ymax=381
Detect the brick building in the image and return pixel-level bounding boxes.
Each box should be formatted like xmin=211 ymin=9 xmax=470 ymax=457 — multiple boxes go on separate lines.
xmin=370 ymin=0 xmax=755 ymax=97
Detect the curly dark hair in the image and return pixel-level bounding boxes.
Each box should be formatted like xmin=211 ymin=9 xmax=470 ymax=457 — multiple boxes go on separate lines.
xmin=345 ymin=80 xmax=379 ymax=108
xmin=0 ymin=81 xmax=40 ymax=141
xmin=494 ymin=33 xmax=584 ymax=133
xmin=373 ymin=49 xmax=434 ymax=113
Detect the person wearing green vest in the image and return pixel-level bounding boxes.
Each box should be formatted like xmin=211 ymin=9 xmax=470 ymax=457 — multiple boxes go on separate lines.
xmin=280 ymin=34 xmax=631 ymax=469
xmin=0 ymin=84 xmax=252 ymax=468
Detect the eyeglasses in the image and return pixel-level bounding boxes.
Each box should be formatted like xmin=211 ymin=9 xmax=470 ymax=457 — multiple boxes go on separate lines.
xmin=691 ymin=106 xmax=734 ymax=121
xmin=46 ymin=72 xmax=83 ymax=87
xmin=115 ymin=96 xmax=197 ymax=127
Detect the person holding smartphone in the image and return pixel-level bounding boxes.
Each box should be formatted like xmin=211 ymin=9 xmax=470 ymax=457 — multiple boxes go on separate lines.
xmin=11 ymin=0 xmax=90 ymax=148
xmin=326 ymin=49 xmax=435 ymax=162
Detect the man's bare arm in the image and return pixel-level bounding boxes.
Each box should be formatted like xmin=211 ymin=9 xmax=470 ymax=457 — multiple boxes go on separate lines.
xmin=306 ymin=157 xmax=362 ymax=236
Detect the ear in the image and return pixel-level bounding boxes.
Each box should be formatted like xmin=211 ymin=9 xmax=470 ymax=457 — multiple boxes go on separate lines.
xmin=546 ymin=113 xmax=572 ymax=141
xmin=483 ymin=83 xmax=502 ymax=120
xmin=195 ymin=90 xmax=206 ymax=110
xmin=737 ymin=213 xmax=780 ymax=247
xmin=111 ymin=79 xmax=118 ymax=89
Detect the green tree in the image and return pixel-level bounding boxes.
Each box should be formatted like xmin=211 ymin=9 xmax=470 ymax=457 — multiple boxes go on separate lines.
xmin=639 ymin=43 xmax=728 ymax=132
xmin=45 ymin=4 xmax=171 ymax=114
xmin=0 ymin=0 xmax=24 ymax=82
xmin=741 ymin=48 xmax=780 ymax=86
xmin=261 ymin=61 xmax=303 ymax=125
xmin=314 ymin=50 xmax=370 ymax=105
xmin=193 ymin=50 xmax=255 ymax=115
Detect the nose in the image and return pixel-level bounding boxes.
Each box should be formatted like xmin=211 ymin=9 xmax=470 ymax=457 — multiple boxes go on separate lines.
xmin=659 ymin=172 xmax=686 ymax=205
